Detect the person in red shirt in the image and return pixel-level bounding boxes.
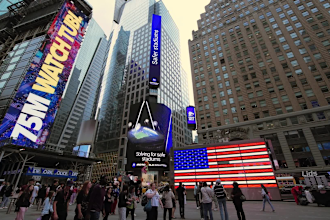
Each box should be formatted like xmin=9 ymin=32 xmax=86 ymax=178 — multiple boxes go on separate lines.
xmin=291 ymin=186 xmax=302 ymax=205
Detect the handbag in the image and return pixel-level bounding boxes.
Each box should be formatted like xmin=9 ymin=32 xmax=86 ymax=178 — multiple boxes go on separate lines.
xmin=143 ymin=199 xmax=152 ymax=212
xmin=240 ymin=194 xmax=246 ymax=202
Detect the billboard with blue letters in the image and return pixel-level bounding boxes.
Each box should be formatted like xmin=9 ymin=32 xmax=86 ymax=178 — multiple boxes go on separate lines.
xmin=149 ymin=14 xmax=161 ymax=89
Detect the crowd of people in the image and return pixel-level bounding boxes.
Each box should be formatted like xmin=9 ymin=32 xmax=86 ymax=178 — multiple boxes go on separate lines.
xmin=0 ymin=177 xmax=278 ymax=220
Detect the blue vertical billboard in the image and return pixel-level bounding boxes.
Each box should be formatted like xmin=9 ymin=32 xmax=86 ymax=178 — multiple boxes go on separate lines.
xmin=186 ymin=106 xmax=197 ymax=130
xmin=0 ymin=1 xmax=89 ymax=148
xmin=149 ymin=14 xmax=161 ymax=89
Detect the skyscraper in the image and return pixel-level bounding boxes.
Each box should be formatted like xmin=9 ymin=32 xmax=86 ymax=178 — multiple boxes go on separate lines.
xmin=94 ymin=0 xmax=192 ymax=174
xmin=189 ymin=0 xmax=330 ymax=173
xmin=48 ymin=19 xmax=108 ymax=152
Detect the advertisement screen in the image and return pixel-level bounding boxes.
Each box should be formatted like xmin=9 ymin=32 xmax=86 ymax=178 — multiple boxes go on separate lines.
xmin=186 ymin=106 xmax=196 ymax=130
xmin=174 ymin=142 xmax=277 ymax=189
xmin=0 ymin=1 xmax=89 ymax=148
xmin=149 ymin=14 xmax=161 ymax=89
xmin=126 ymin=101 xmax=172 ymax=170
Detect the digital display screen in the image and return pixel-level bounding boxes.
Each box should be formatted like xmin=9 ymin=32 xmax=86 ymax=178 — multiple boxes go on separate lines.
xmin=149 ymin=14 xmax=161 ymax=89
xmin=174 ymin=142 xmax=277 ymax=189
xmin=126 ymin=101 xmax=172 ymax=170
xmin=0 ymin=1 xmax=89 ymax=148
xmin=186 ymin=106 xmax=196 ymax=129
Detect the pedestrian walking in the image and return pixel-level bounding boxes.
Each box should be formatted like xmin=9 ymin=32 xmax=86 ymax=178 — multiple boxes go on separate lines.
xmin=201 ymin=182 xmax=214 ymax=220
xmin=70 ymin=186 xmax=78 ymax=205
xmin=291 ymin=185 xmax=302 ymax=205
xmin=87 ymin=176 xmax=107 ymax=220
xmin=118 ymin=185 xmax=131 ymax=220
xmin=175 ymin=182 xmax=185 ymax=219
xmin=162 ymin=185 xmax=175 ymax=220
xmin=213 ymin=179 xmax=228 ymax=220
xmin=194 ymin=182 xmax=200 ymax=210
xmin=210 ymin=182 xmax=218 ymax=211
xmin=15 ymin=184 xmax=33 ymax=220
xmin=126 ymin=185 xmax=136 ymax=220
xmin=231 ymin=182 xmax=246 ymax=220
xmin=0 ymin=181 xmax=6 ymax=199
xmin=261 ymin=184 xmax=275 ymax=212
xmin=197 ymin=182 xmax=204 ymax=220
xmin=30 ymin=183 xmax=39 ymax=206
xmin=103 ymin=187 xmax=113 ymax=220
xmin=0 ymin=181 xmax=13 ymax=209
xmin=74 ymin=181 xmax=92 ymax=220
xmin=50 ymin=179 xmax=59 ymax=192
xmin=38 ymin=184 xmax=47 ymax=206
xmin=170 ymin=185 xmax=177 ymax=219
xmin=146 ymin=183 xmax=163 ymax=220
xmin=53 ymin=181 xmax=73 ymax=220
xmin=41 ymin=191 xmax=54 ymax=220
xmin=110 ymin=185 xmax=119 ymax=214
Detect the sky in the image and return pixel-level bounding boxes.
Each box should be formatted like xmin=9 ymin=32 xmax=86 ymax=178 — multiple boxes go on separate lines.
xmin=87 ymin=0 xmax=210 ymax=105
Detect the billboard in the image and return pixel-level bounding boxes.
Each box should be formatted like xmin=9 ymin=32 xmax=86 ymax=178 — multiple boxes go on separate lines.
xmin=186 ymin=106 xmax=196 ymax=130
xmin=174 ymin=141 xmax=277 ymax=189
xmin=77 ymin=120 xmax=98 ymax=146
xmin=0 ymin=1 xmax=89 ymax=148
xmin=126 ymin=101 xmax=172 ymax=170
xmin=149 ymin=14 xmax=161 ymax=89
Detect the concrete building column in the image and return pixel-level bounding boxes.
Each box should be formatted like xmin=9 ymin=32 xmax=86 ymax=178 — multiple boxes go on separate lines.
xmin=277 ymin=131 xmax=296 ymax=169
xmin=302 ymin=127 xmax=326 ymax=167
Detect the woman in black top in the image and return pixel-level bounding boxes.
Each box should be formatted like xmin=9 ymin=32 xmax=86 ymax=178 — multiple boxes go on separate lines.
xmin=103 ymin=187 xmax=113 ymax=220
xmin=53 ymin=181 xmax=72 ymax=220
xmin=231 ymin=182 xmax=246 ymax=220
xmin=15 ymin=185 xmax=33 ymax=220
xmin=74 ymin=181 xmax=92 ymax=220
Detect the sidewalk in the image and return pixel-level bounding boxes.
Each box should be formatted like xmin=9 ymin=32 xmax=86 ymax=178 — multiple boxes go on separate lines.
xmin=0 ymin=200 xmax=329 ymax=220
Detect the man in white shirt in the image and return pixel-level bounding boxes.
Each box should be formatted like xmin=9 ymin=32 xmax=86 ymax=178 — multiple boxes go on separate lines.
xmin=30 ymin=184 xmax=39 ymax=206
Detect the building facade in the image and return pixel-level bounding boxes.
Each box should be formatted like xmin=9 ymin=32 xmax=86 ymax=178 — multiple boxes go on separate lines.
xmin=48 ymin=19 xmax=108 ymax=153
xmin=95 ymin=0 xmax=192 ymax=174
xmin=189 ymin=0 xmax=330 ymax=173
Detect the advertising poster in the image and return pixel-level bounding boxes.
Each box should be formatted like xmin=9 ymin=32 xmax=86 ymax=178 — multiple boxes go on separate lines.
xmin=149 ymin=14 xmax=161 ymax=89
xmin=0 ymin=1 xmax=89 ymax=148
xmin=186 ymin=106 xmax=196 ymax=130
xmin=126 ymin=101 xmax=172 ymax=170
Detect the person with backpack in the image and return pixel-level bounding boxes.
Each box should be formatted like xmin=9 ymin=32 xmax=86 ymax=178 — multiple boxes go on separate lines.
xmin=0 ymin=181 xmax=12 ymax=209
xmin=261 ymin=184 xmax=275 ymax=212
xmin=231 ymin=182 xmax=245 ymax=220
xmin=41 ymin=191 xmax=54 ymax=220
xmin=213 ymin=179 xmax=228 ymax=220
xmin=201 ymin=182 xmax=214 ymax=220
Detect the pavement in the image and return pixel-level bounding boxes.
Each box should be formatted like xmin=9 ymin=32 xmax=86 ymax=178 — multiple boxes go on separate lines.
xmin=0 ymin=200 xmax=329 ymax=220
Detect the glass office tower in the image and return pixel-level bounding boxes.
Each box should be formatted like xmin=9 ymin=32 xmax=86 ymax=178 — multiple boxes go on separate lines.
xmin=95 ymin=0 xmax=192 ymax=173
xmin=48 ymin=19 xmax=108 ymax=152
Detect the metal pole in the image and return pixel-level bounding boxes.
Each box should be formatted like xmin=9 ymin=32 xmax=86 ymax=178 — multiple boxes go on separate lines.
xmin=0 ymin=163 xmax=7 ymax=179
xmin=14 ymin=154 xmax=28 ymax=190
xmin=12 ymin=162 xmax=22 ymax=186
xmin=0 ymin=151 xmax=4 ymax=162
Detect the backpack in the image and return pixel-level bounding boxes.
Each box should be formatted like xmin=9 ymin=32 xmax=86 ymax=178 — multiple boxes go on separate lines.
xmin=141 ymin=194 xmax=148 ymax=206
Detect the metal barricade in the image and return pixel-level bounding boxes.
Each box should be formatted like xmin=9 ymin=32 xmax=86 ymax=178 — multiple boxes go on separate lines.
xmin=6 ymin=198 xmax=17 ymax=214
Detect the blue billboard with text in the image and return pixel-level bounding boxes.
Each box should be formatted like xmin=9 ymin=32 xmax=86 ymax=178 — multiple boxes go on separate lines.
xmin=149 ymin=14 xmax=161 ymax=89
xmin=186 ymin=106 xmax=196 ymax=130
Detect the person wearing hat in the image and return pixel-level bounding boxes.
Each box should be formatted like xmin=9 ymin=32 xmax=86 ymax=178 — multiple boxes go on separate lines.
xmin=213 ymin=179 xmax=228 ymax=220
xmin=53 ymin=181 xmax=73 ymax=220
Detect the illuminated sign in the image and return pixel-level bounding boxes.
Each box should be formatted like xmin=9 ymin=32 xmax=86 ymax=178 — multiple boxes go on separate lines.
xmin=186 ymin=106 xmax=196 ymax=130
xmin=126 ymin=101 xmax=171 ymax=170
xmin=174 ymin=141 xmax=277 ymax=189
xmin=149 ymin=14 xmax=161 ymax=89
xmin=26 ymin=166 xmax=78 ymax=179
xmin=0 ymin=1 xmax=89 ymax=147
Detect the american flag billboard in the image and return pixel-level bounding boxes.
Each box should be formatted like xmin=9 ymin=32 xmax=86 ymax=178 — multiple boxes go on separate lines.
xmin=174 ymin=141 xmax=277 ymax=189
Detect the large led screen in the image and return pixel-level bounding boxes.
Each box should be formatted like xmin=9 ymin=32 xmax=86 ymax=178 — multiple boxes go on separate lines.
xmin=149 ymin=14 xmax=161 ymax=89
xmin=174 ymin=141 xmax=277 ymax=189
xmin=126 ymin=101 xmax=172 ymax=171
xmin=0 ymin=1 xmax=89 ymax=147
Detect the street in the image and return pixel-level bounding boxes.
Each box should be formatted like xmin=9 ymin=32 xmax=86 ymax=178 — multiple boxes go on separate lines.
xmin=0 ymin=201 xmax=329 ymax=220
